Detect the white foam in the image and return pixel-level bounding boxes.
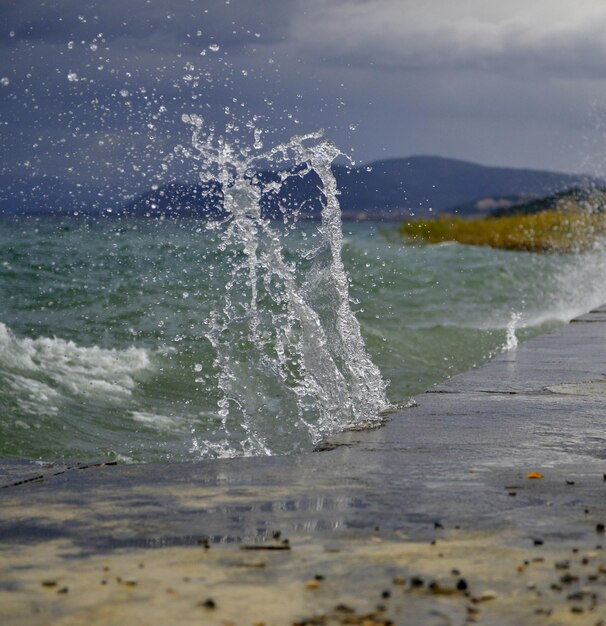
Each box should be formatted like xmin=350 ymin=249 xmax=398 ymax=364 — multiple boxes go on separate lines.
xmin=0 ymin=322 xmax=152 ymax=414
xmin=131 ymin=410 xmax=180 ymax=429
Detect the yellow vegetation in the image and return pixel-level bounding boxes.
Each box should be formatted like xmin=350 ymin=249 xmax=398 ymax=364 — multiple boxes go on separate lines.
xmin=399 ymin=210 xmax=606 ymax=253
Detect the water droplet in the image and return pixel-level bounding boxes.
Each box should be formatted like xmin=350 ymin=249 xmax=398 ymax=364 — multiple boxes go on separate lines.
xmin=67 ymin=41 xmax=74 ymax=49
xmin=67 ymin=72 xmax=79 ymax=82
xmin=194 ymin=364 xmax=203 ymax=372
xmin=119 ymin=89 xmax=129 ymax=97
xmin=0 ymin=77 xmax=10 ymax=87
xmin=208 ymin=43 xmax=220 ymax=52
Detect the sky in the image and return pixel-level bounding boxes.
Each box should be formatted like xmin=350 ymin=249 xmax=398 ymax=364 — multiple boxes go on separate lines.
xmin=3 ymin=0 xmax=606 ymax=201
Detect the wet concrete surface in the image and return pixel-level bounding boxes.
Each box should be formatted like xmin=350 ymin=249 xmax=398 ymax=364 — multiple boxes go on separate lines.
xmin=1 ymin=305 xmax=606 ymax=624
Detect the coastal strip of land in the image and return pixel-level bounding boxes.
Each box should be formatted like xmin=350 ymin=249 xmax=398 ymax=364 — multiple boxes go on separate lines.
xmin=1 ymin=305 xmax=606 ymax=625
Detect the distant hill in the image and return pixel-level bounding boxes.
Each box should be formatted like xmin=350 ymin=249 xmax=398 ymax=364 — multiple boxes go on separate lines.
xmin=125 ymin=156 xmax=597 ymax=220
xmin=0 ymin=156 xmax=598 ymax=218
xmin=334 ymin=156 xmax=597 ymax=218
xmin=490 ymin=186 xmax=606 ymax=217
xmin=0 ymin=175 xmax=106 ymax=216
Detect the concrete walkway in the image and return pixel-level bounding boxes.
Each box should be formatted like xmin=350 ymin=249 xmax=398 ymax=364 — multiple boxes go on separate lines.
xmin=1 ymin=306 xmax=606 ymax=625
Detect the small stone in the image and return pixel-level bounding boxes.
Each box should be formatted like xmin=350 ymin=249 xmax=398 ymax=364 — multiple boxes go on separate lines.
xmin=410 ymin=576 xmax=424 ymax=588
xmin=566 ymin=480 xmax=576 ymax=485
xmin=392 ymin=576 xmax=406 ymax=585
xmin=314 ymin=574 xmax=325 ymax=581
xmin=560 ymin=573 xmax=579 ymax=584
xmin=121 ymin=578 xmax=138 ymax=587
xmin=434 ymin=522 xmax=444 ymax=529
xmin=570 ymin=606 xmax=584 ymax=614
xmin=596 ymin=523 xmax=605 ymax=534
xmin=479 ymin=590 xmax=497 ymax=601
xmin=526 ymin=471 xmax=544 ymax=479
xmin=568 ymin=592 xmax=585 ymax=601
xmin=456 ymin=579 xmax=468 ymax=591
xmin=41 ymin=581 xmax=57 ymax=588
xmin=305 ymin=580 xmax=319 ymax=589
xmin=199 ymin=598 xmax=216 ymax=609
xmin=555 ymin=560 xmax=570 ymax=570
xmin=334 ymin=604 xmax=355 ymax=613
xmin=57 ymin=587 xmax=69 ymax=594
xmin=381 ymin=590 xmax=391 ymax=599
xmin=534 ymin=539 xmax=544 ymax=546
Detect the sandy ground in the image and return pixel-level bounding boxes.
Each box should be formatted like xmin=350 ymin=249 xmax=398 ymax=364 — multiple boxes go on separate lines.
xmin=3 ymin=522 xmax=606 ymax=626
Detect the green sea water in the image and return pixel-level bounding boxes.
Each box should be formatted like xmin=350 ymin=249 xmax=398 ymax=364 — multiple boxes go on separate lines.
xmin=1 ymin=215 xmax=605 ymax=463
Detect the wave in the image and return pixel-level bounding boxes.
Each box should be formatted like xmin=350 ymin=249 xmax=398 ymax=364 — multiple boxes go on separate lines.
xmin=0 ymin=322 xmax=152 ymax=417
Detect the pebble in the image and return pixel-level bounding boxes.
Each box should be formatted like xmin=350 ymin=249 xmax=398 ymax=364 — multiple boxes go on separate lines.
xmin=199 ymin=598 xmax=216 ymax=609
xmin=526 ymin=472 xmax=544 ymax=479
xmin=479 ymin=590 xmax=497 ymax=601
xmin=305 ymin=580 xmax=319 ymax=589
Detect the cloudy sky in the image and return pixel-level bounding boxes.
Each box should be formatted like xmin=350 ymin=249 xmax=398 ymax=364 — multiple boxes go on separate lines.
xmin=3 ymin=0 xmax=606 ymax=198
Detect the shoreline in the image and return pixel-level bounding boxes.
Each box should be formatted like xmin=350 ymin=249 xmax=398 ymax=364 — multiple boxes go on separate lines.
xmin=2 ymin=305 xmax=606 ymax=624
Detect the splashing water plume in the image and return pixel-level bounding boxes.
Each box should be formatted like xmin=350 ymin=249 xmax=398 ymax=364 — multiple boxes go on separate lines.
xmin=177 ymin=116 xmax=388 ymax=457
xmin=504 ymin=311 xmax=521 ymax=351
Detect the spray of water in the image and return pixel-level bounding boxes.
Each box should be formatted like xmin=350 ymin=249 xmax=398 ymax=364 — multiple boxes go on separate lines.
xmin=178 ymin=117 xmax=388 ymax=457
xmin=504 ymin=311 xmax=521 ymax=351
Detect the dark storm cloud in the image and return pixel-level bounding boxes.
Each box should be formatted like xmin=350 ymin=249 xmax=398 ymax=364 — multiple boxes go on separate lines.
xmin=3 ymin=0 xmax=606 ymax=198
xmin=0 ymin=0 xmax=292 ymax=48
xmin=294 ymin=0 xmax=606 ymax=78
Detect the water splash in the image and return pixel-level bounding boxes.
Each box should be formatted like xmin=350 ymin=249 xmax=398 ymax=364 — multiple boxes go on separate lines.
xmin=178 ymin=117 xmax=388 ymax=457
xmin=504 ymin=311 xmax=521 ymax=351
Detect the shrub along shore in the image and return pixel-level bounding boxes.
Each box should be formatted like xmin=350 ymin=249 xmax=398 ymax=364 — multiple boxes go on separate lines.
xmin=400 ymin=210 xmax=606 ymax=252
xmin=400 ymin=187 xmax=606 ymax=252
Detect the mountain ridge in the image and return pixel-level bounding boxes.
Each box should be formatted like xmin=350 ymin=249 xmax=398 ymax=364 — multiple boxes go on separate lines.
xmin=0 ymin=155 xmax=599 ymax=218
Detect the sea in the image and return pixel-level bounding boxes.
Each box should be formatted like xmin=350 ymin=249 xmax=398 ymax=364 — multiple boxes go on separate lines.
xmin=1 ymin=214 xmax=605 ymax=463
